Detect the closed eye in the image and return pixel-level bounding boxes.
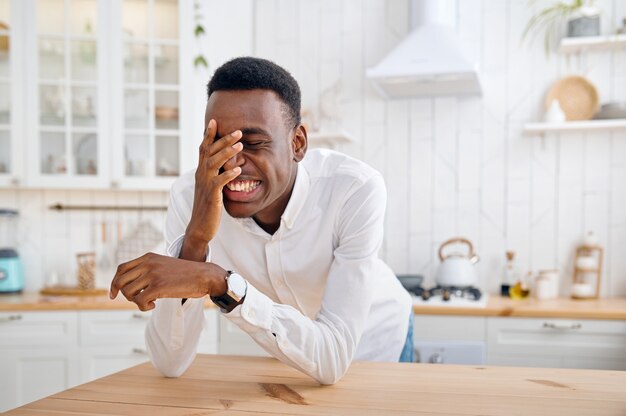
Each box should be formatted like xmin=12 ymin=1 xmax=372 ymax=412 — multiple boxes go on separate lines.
xmin=243 ymin=141 xmax=266 ymax=149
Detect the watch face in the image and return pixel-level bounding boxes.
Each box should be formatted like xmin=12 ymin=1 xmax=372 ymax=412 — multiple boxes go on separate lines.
xmin=228 ymin=273 xmax=247 ymax=299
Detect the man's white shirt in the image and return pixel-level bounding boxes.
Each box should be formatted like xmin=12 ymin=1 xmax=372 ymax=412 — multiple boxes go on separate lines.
xmin=145 ymin=148 xmax=412 ymax=384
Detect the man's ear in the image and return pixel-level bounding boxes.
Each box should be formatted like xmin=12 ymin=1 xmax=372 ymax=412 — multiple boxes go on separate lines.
xmin=292 ymin=124 xmax=307 ymax=162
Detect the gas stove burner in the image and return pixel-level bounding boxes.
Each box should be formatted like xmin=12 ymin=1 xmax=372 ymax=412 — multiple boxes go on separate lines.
xmin=411 ymin=285 xmax=482 ymax=302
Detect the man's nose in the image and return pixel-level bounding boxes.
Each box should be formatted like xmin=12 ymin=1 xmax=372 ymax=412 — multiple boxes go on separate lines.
xmin=223 ymin=150 xmax=245 ymax=172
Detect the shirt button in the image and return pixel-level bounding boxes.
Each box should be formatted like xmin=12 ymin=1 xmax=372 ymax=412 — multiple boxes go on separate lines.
xmin=176 ymin=309 xmax=183 ymax=318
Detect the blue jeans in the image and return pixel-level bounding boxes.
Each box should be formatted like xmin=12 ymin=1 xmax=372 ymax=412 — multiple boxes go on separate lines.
xmin=398 ymin=313 xmax=414 ymax=362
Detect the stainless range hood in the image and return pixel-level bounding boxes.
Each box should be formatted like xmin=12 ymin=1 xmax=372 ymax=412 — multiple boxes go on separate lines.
xmin=366 ymin=0 xmax=481 ymax=98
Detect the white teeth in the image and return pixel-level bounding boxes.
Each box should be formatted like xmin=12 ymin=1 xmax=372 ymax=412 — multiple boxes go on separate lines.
xmin=226 ymin=180 xmax=260 ymax=193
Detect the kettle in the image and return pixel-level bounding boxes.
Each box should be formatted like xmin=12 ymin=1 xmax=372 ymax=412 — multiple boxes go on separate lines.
xmin=435 ymin=237 xmax=479 ymax=287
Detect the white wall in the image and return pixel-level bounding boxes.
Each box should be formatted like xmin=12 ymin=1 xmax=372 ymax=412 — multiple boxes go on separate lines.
xmin=1 ymin=0 xmax=625 ymax=296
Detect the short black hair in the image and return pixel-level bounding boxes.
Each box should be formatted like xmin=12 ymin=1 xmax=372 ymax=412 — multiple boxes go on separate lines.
xmin=207 ymin=57 xmax=301 ymax=128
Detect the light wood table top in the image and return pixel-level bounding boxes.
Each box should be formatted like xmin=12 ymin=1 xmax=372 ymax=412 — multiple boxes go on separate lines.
xmin=412 ymin=296 xmax=626 ymax=320
xmin=5 ymin=354 xmax=625 ymax=415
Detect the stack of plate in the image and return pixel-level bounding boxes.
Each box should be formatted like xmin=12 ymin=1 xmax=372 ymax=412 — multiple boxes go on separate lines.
xmin=594 ymin=102 xmax=626 ymax=119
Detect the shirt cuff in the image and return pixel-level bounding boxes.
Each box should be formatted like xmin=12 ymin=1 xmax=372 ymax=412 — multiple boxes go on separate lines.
xmin=223 ymin=282 xmax=273 ymax=333
xmin=166 ymin=233 xmax=211 ymax=262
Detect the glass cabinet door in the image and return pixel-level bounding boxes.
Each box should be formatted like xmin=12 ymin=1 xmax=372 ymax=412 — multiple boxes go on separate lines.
xmin=0 ymin=0 xmax=19 ymax=186
xmin=31 ymin=0 xmax=107 ymax=187
xmin=120 ymin=0 xmax=180 ymax=186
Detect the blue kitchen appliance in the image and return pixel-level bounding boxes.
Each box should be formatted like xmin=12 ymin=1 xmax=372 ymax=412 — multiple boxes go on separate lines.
xmin=0 ymin=209 xmax=24 ymax=293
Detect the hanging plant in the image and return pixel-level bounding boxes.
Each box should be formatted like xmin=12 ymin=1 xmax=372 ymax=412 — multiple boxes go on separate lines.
xmin=522 ymin=0 xmax=599 ymax=55
xmin=193 ymin=0 xmax=208 ymax=69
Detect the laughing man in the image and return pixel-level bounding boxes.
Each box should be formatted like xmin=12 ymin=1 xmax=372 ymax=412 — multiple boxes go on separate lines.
xmin=109 ymin=57 xmax=413 ymax=384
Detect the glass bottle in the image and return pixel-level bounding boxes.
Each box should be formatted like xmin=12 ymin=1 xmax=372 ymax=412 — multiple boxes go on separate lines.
xmin=501 ymin=251 xmax=519 ymax=297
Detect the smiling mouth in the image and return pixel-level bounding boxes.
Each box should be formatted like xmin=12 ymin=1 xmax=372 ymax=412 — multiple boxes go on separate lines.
xmin=225 ymin=179 xmax=261 ymax=193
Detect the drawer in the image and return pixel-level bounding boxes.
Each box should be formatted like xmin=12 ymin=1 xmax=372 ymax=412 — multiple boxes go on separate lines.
xmin=0 ymin=311 xmax=77 ymax=347
xmin=487 ymin=317 xmax=626 ymax=360
xmin=80 ymin=345 xmax=151 ymax=383
xmin=79 ymin=310 xmax=151 ymax=347
xmin=414 ymin=316 xmax=486 ymax=342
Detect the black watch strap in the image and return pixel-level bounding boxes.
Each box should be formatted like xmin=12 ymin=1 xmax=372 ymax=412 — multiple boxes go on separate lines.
xmin=210 ymin=271 xmax=247 ymax=313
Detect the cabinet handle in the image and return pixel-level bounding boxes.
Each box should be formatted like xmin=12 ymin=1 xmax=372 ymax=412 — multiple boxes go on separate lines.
xmin=132 ymin=313 xmax=149 ymax=320
xmin=543 ymin=322 xmax=582 ymax=330
xmin=132 ymin=348 xmax=148 ymax=355
xmin=0 ymin=314 xmax=23 ymax=323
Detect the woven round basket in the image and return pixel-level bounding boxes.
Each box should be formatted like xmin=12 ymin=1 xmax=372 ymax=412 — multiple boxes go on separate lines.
xmin=0 ymin=22 xmax=8 ymax=51
xmin=545 ymin=76 xmax=599 ymax=121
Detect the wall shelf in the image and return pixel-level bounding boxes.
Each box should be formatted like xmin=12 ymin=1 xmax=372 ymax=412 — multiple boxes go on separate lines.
xmin=559 ymin=34 xmax=626 ymax=54
xmin=524 ymin=119 xmax=626 ymax=134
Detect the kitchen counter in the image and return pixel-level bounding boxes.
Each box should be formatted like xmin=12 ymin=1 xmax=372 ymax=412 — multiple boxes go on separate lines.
xmin=0 ymin=292 xmax=215 ymax=311
xmin=2 ymin=292 xmax=626 ymax=320
xmin=4 ymin=354 xmax=625 ymax=415
xmin=412 ymin=296 xmax=626 ymax=320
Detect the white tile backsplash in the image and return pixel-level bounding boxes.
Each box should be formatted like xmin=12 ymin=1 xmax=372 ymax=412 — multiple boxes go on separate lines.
xmin=1 ymin=0 xmax=625 ymax=297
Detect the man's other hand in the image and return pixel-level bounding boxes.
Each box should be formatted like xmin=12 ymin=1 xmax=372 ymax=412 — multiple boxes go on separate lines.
xmin=109 ymin=252 xmax=228 ymax=311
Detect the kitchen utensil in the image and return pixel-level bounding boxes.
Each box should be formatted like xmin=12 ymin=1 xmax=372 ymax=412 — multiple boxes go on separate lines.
xmin=576 ymin=255 xmax=597 ymax=270
xmin=154 ymin=106 xmax=178 ymax=120
xmin=0 ymin=22 xmax=8 ymax=52
xmin=571 ymin=242 xmax=603 ymax=299
xmin=572 ymin=282 xmax=595 ymax=298
xmin=116 ymin=220 xmax=163 ymax=264
xmin=396 ymin=274 xmax=424 ymax=294
xmin=76 ymin=252 xmax=96 ymax=290
xmin=0 ymin=209 xmax=24 ymax=293
xmin=98 ymin=218 xmax=111 ymax=268
xmin=39 ymin=286 xmax=108 ymax=296
xmin=545 ymin=75 xmax=599 ymax=121
xmin=545 ymin=100 xmax=566 ymax=122
xmin=535 ymin=270 xmax=559 ymax=300
xmin=594 ymin=102 xmax=626 ymax=119
xmin=435 ymin=237 xmax=479 ymax=288
xmin=74 ymin=133 xmax=97 ymax=175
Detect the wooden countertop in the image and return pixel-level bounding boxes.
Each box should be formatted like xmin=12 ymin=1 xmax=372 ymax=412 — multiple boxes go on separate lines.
xmin=2 ymin=292 xmax=625 ymax=320
xmin=5 ymin=354 xmax=625 ymax=415
xmin=0 ymin=292 xmax=215 ymax=311
xmin=412 ymin=296 xmax=626 ymax=320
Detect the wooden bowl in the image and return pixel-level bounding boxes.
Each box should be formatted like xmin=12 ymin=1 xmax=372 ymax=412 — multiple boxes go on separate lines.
xmin=545 ymin=75 xmax=599 ymax=121
xmin=155 ymin=106 xmax=179 ymax=120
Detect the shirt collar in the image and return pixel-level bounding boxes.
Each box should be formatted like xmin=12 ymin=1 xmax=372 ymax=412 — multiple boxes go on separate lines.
xmin=281 ymin=162 xmax=309 ymax=230
xmin=226 ymin=162 xmax=310 ymax=234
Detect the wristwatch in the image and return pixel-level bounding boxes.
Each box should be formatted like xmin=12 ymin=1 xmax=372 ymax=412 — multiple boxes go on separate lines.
xmin=210 ymin=271 xmax=247 ymax=313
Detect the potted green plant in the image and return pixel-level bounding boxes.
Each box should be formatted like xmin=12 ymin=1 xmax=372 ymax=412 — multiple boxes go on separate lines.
xmin=522 ymin=0 xmax=600 ymax=54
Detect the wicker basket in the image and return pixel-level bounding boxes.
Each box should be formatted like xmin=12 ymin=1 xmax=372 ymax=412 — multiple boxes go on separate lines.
xmin=545 ymin=76 xmax=599 ymax=121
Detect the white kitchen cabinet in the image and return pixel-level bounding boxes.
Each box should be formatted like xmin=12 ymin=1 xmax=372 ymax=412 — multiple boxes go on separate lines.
xmin=486 ymin=317 xmax=626 ymax=370
xmin=4 ymin=0 xmax=193 ymax=191
xmin=0 ymin=311 xmax=79 ymax=413
xmin=0 ymin=308 xmax=219 ymax=412
xmin=413 ymin=315 xmax=487 ymax=364
xmin=0 ymin=0 xmax=24 ymax=187
xmin=78 ymin=310 xmax=152 ymax=383
xmin=78 ymin=308 xmax=219 ymax=383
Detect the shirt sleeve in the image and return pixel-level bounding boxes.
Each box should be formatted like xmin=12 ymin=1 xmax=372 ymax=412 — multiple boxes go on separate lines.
xmin=223 ymin=174 xmax=386 ymax=385
xmin=144 ymin=185 xmax=208 ymax=378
